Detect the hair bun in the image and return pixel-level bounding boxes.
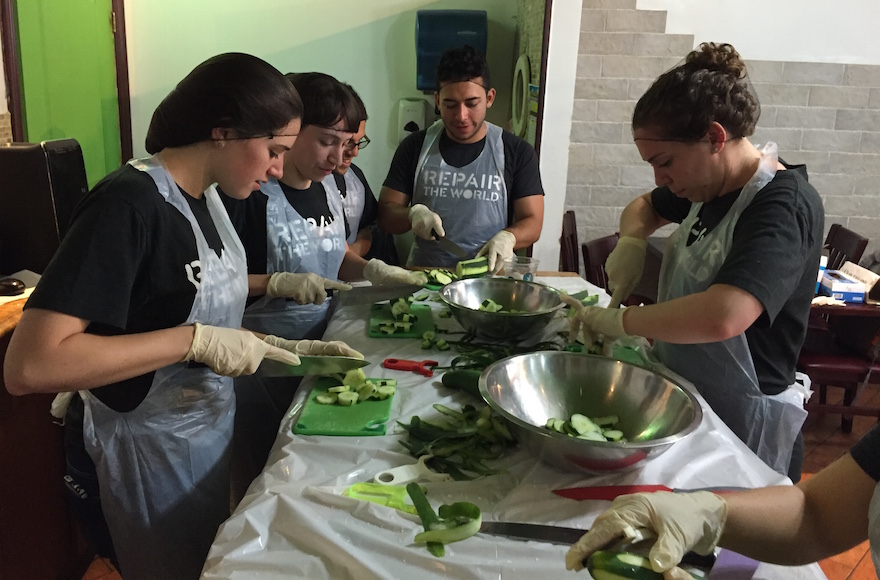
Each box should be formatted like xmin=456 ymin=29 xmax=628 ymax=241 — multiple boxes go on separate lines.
xmin=686 ymin=42 xmax=748 ymax=79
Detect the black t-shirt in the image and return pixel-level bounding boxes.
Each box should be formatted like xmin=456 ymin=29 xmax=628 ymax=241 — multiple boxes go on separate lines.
xmin=26 ymin=164 xmax=222 ymax=411
xmin=333 ymin=163 xmax=378 ymax=234
xmin=851 ymin=424 xmax=880 ymax=481
xmin=222 ymin=179 xmax=344 ymax=277
xmin=650 ymin=162 xmax=825 ymax=394
xmin=382 ymin=125 xmax=544 ymax=223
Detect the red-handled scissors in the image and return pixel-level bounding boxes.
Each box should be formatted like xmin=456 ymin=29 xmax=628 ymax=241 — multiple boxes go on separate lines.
xmin=383 ymin=358 xmax=439 ymax=377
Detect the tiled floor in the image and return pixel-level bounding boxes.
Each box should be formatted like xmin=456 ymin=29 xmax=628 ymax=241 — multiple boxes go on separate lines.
xmin=83 ymin=385 xmax=880 ymax=580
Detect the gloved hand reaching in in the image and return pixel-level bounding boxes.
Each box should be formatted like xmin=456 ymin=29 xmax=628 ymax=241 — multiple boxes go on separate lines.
xmin=363 ymin=259 xmax=428 ymax=286
xmin=605 ymin=236 xmax=647 ymax=308
xmin=409 ymin=204 xmax=444 ymax=240
xmin=263 ymin=335 xmax=364 ymax=359
xmin=560 ymin=294 xmax=629 ymax=350
xmin=183 ymin=323 xmax=300 ymax=377
xmin=476 ymin=230 xmax=516 ymax=273
xmin=565 ymin=491 xmax=728 ymax=577
xmin=266 ymin=272 xmax=351 ymax=305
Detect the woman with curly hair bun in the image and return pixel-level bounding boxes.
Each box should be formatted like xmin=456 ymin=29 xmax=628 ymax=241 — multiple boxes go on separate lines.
xmin=564 ymin=42 xmax=824 ymax=481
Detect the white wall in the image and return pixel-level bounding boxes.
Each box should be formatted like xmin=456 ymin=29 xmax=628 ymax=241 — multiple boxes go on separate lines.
xmin=0 ymin=31 xmax=6 ymax=115
xmin=531 ymin=1 xmax=581 ymax=269
xmin=638 ymin=0 xmax=880 ymax=65
xmin=123 ymin=0 xmax=518 ymax=192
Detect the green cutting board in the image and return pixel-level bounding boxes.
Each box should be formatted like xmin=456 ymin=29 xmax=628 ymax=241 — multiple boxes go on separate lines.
xmin=293 ymin=377 xmax=394 ymax=436
xmin=368 ymin=302 xmax=434 ymax=338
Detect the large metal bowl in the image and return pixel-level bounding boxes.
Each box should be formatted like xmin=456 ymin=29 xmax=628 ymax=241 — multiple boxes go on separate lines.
xmin=480 ymin=351 xmax=702 ymax=473
xmin=439 ymin=277 xmax=564 ymax=340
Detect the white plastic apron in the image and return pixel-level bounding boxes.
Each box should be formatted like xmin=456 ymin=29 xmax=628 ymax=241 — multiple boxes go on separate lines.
xmin=869 ymin=481 xmax=880 ymax=575
xmin=81 ymin=156 xmax=248 ymax=580
xmin=653 ymin=143 xmax=808 ymax=476
xmin=243 ymin=177 xmax=346 ymax=340
xmin=326 ymin=169 xmax=366 ymax=245
xmin=410 ymin=120 xmax=507 ymax=267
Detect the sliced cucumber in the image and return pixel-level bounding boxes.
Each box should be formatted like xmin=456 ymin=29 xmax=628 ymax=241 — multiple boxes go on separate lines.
xmin=456 ymin=256 xmax=489 ymax=279
xmin=587 ymin=550 xmax=662 ymax=580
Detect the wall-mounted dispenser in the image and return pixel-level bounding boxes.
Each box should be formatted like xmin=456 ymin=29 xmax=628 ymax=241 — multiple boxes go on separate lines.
xmin=398 ymin=98 xmax=426 ymax=143
xmin=415 ymin=10 xmax=487 ymax=92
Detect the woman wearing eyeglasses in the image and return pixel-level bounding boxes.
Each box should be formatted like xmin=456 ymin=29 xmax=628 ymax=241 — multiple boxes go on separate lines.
xmin=328 ymin=85 xmax=375 ymax=257
xmin=223 ymin=73 xmax=424 ymax=494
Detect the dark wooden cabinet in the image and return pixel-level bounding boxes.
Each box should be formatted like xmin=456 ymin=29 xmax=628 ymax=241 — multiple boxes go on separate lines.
xmin=0 ymin=301 xmax=91 ymax=579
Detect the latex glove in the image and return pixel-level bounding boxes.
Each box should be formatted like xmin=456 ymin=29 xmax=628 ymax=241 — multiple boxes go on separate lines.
xmin=266 ymin=272 xmax=352 ymax=305
xmin=183 ymin=323 xmax=300 ymax=377
xmin=606 ymin=236 xmax=647 ymax=308
xmin=263 ymin=335 xmax=364 ymax=359
xmin=476 ymin=230 xmax=516 ymax=273
xmin=409 ymin=204 xmax=444 ymax=240
xmin=565 ymin=491 xmax=727 ymax=574
xmin=363 ymin=258 xmax=429 ymax=286
xmin=560 ymin=294 xmax=628 ymax=348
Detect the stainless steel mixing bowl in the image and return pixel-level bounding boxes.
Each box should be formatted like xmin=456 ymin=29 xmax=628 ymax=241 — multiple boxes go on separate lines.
xmin=480 ymin=351 xmax=702 ymax=472
xmin=438 ymin=277 xmax=564 ymax=340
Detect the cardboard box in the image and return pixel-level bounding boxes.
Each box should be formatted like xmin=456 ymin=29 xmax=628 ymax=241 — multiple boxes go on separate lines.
xmin=819 ymin=269 xmax=866 ymax=303
xmin=839 ymin=260 xmax=880 ymax=304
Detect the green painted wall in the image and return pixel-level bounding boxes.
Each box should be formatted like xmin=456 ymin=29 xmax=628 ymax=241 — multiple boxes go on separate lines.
xmin=124 ymin=0 xmax=518 ymax=192
xmin=17 ymin=0 xmax=120 ymax=187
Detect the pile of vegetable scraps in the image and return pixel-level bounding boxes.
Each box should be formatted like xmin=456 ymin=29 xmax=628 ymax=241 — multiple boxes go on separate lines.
xmin=406 ymin=482 xmax=481 ymax=557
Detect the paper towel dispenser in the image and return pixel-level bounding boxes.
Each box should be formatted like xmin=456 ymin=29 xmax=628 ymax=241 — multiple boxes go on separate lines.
xmin=415 ymin=10 xmax=487 ymax=92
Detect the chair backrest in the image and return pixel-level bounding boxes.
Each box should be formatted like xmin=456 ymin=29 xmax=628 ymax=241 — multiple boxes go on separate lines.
xmin=825 ymin=223 xmax=869 ymax=271
xmin=581 ymin=233 xmax=619 ymax=289
xmin=559 ymin=210 xmax=579 ymax=273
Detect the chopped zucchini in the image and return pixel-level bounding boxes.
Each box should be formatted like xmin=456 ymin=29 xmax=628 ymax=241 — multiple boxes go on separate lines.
xmin=375 ymin=385 xmax=396 ymax=400
xmin=456 ymin=256 xmax=489 ymax=279
xmin=343 ymin=368 xmax=367 ymax=387
xmin=315 ymin=393 xmax=338 ymax=405
xmin=570 ymin=413 xmax=601 ymax=435
xmin=336 ymin=391 xmax=359 ymax=406
xmin=327 ymin=385 xmax=350 ymax=393
xmin=587 ymin=550 xmax=662 ymax=580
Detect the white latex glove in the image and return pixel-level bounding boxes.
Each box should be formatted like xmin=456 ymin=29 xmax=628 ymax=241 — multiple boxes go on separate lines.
xmin=565 ymin=491 xmax=728 ymax=575
xmin=476 ymin=230 xmax=516 ymax=273
xmin=560 ymin=294 xmax=628 ymax=350
xmin=266 ymin=272 xmax=352 ymax=305
xmin=409 ymin=204 xmax=444 ymax=240
xmin=363 ymin=258 xmax=429 ymax=286
xmin=183 ymin=323 xmax=300 ymax=377
xmin=606 ymin=236 xmax=647 ymax=308
xmin=263 ymin=335 xmax=364 ymax=359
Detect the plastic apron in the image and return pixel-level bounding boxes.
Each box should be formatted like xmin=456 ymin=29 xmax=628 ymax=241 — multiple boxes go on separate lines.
xmin=326 ymin=170 xmax=366 ymax=245
xmin=409 ymin=120 xmax=507 ymax=267
xmin=80 ymin=156 xmax=248 ymax=580
xmin=868 ymin=481 xmax=880 ymax=575
xmin=243 ymin=177 xmax=346 ymax=340
xmin=653 ymin=143 xmax=808 ymax=476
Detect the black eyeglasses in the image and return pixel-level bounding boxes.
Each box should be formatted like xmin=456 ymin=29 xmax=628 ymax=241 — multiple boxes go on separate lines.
xmin=345 ymin=135 xmax=370 ymax=151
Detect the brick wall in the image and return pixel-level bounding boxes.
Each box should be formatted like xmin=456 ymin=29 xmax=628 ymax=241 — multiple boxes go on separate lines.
xmin=567 ymin=0 xmax=880 ymax=258
xmin=0 ymin=113 xmax=12 ymax=144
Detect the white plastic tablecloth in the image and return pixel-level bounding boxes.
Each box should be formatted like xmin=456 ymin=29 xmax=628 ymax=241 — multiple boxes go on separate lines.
xmin=202 ymin=276 xmax=826 ymax=580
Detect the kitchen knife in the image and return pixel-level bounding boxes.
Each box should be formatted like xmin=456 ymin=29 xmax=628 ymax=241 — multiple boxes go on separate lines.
xmin=553 ymin=485 xmax=747 ymax=501
xmin=335 ymin=283 xmax=424 ymax=306
xmin=477 ymin=521 xmax=716 ymax=568
xmin=258 ymin=355 xmax=370 ymax=377
xmin=432 ymin=229 xmax=468 ymax=259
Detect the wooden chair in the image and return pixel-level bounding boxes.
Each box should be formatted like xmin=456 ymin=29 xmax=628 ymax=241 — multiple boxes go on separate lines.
xmin=825 ymin=223 xmax=868 ymax=270
xmin=799 ymin=223 xmax=875 ymax=432
xmin=581 ymin=233 xmax=654 ymax=306
xmin=559 ymin=210 xmax=579 ymax=274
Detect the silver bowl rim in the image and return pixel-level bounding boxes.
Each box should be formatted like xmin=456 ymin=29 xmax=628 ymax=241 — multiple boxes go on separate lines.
xmin=438 ymin=278 xmax=566 ymax=317
xmin=478 ymin=351 xmax=703 ymax=448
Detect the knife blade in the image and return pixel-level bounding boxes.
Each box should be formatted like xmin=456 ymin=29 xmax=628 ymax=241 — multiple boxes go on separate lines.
xmin=335 ymin=283 xmax=424 ymax=306
xmin=478 ymin=521 xmax=716 ymax=568
xmin=553 ymin=485 xmax=747 ymax=501
xmin=258 ymin=355 xmax=370 ymax=377
xmin=432 ymin=229 xmax=468 ymax=259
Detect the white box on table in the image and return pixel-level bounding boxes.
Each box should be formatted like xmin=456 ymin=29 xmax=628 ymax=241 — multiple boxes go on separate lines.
xmin=819 ymin=269 xmax=866 ymax=303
